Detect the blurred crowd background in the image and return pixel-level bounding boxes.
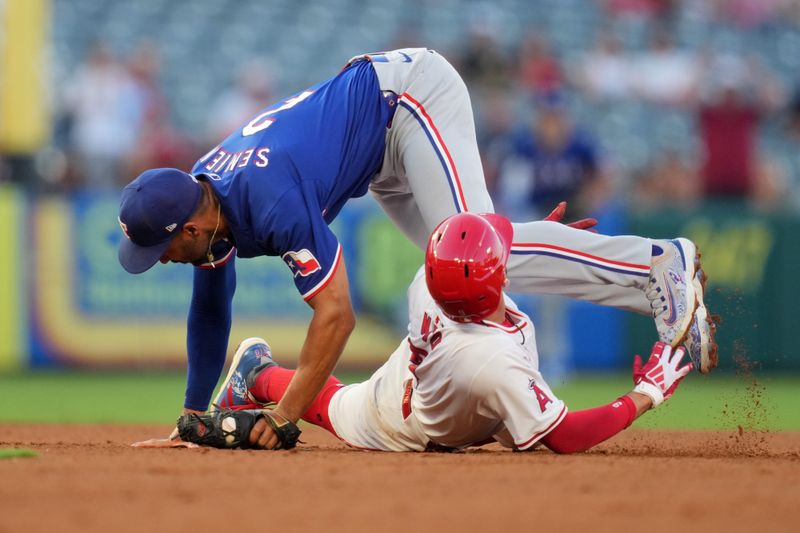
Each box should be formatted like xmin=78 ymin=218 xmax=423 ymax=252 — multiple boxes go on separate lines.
xmin=1 ymin=0 xmax=799 ymax=374
xmin=3 ymin=0 xmax=800 ymax=215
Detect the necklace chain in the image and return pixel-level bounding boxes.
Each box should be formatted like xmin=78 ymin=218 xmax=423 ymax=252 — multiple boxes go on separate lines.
xmin=205 ymin=203 xmax=221 ymax=267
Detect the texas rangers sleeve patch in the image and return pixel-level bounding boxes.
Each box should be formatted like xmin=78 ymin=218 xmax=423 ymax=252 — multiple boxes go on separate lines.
xmin=283 ymin=249 xmax=322 ymax=277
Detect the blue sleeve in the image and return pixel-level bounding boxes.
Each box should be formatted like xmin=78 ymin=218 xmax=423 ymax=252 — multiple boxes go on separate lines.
xmin=184 ymin=256 xmax=237 ymax=411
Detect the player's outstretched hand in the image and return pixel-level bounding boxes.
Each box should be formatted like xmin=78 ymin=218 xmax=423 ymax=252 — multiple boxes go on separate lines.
xmin=132 ymin=408 xmax=205 ymax=448
xmin=543 ymin=201 xmax=598 ymax=232
xmin=632 ymin=341 xmax=693 ymax=408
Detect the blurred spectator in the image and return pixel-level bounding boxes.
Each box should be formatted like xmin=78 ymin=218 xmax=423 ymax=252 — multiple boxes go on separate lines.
xmin=695 ymin=53 xmax=785 ymax=204
xmin=712 ymin=0 xmax=784 ymax=29
xmin=123 ymin=43 xmax=195 ymax=181
xmin=456 ymin=5 xmax=511 ymax=93
xmin=516 ymin=34 xmax=563 ymax=97
xmin=36 ymin=0 xmax=800 ymax=211
xmin=384 ymin=27 xmax=425 ymax=50
xmin=788 ymin=86 xmax=800 ymax=140
xmin=126 ymin=42 xmax=168 ymax=133
xmin=206 ymin=60 xmax=275 ymax=141
xmin=476 ymin=91 xmax=517 ymax=197
xmin=125 ymin=114 xmax=197 ymax=182
xmin=602 ymin=0 xmax=677 ymax=22
xmin=575 ymin=31 xmax=633 ymax=101
xmin=493 ymin=90 xmax=607 ymax=385
xmin=631 ymin=28 xmax=700 ymax=106
xmin=784 ymin=0 xmax=800 ymax=26
xmin=495 ymin=93 xmax=609 ymax=221
xmin=490 ymin=90 xmax=606 ymax=385
xmin=64 ymin=43 xmax=143 ymax=188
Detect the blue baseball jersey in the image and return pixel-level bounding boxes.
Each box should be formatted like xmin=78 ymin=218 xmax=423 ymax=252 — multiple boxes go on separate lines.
xmin=509 ymin=128 xmax=598 ymax=212
xmin=191 ymin=58 xmax=394 ymax=300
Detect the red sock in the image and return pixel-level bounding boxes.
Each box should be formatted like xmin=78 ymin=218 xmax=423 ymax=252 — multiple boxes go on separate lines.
xmin=250 ymin=367 xmax=343 ymax=435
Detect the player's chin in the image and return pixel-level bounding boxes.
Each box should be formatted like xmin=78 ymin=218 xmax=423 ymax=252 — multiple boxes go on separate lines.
xmin=190 ymin=252 xmax=211 ymax=266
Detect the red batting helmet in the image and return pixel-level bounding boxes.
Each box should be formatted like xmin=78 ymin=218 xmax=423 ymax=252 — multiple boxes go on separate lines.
xmin=425 ymin=212 xmax=513 ymax=323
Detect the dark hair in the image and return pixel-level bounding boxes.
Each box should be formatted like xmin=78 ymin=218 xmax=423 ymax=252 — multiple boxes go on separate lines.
xmin=190 ymin=180 xmax=214 ymax=219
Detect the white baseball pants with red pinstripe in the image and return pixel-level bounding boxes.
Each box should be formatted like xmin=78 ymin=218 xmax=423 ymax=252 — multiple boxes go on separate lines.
xmin=359 ymin=48 xmax=652 ymax=315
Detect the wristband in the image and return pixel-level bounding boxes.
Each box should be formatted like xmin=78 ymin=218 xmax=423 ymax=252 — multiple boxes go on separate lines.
xmin=633 ymin=381 xmax=664 ymax=408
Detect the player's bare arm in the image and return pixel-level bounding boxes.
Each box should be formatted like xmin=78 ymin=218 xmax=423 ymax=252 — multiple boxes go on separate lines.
xmin=252 ymin=256 xmax=355 ymax=449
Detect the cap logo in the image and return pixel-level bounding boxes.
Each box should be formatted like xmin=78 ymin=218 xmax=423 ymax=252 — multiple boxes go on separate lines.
xmin=118 ymin=217 xmax=131 ymax=240
xmin=165 ymin=223 xmax=178 ymax=232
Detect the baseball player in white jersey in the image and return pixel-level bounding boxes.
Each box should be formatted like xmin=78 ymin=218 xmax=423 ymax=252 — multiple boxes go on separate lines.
xmin=328 ymin=267 xmax=563 ymax=451
xmin=209 ymin=213 xmax=692 ymax=452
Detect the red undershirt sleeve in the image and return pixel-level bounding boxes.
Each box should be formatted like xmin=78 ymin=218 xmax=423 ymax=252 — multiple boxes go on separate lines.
xmin=540 ymin=396 xmax=637 ymax=454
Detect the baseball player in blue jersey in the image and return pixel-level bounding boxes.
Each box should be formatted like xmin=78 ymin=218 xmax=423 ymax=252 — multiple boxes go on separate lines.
xmin=118 ymin=49 xmax=717 ymax=449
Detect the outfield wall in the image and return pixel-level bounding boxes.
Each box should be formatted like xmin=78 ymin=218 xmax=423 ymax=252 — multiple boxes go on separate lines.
xmin=0 ymin=187 xmax=419 ymax=369
xmin=0 ymin=186 xmax=26 ymax=371
xmin=627 ymin=202 xmax=800 ymax=371
xmin=0 ymin=186 xmax=796 ymax=372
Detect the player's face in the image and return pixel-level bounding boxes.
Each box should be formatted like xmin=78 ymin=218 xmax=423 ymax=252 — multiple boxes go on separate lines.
xmin=159 ymin=227 xmax=214 ymax=266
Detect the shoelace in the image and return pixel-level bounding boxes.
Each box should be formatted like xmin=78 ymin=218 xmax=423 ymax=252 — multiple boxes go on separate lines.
xmin=645 ymin=279 xmax=668 ymax=318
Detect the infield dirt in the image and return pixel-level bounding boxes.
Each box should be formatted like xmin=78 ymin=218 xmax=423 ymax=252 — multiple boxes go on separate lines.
xmin=2 ymin=424 xmax=798 ymax=533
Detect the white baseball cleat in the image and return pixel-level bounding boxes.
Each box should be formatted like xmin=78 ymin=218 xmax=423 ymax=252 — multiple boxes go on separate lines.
xmin=647 ymin=238 xmax=718 ymax=373
xmin=684 ymin=265 xmax=719 ymax=374
xmin=647 ymin=239 xmax=697 ymax=347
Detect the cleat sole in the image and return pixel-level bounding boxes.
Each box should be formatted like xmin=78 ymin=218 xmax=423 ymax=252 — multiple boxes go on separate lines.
xmin=691 ymin=249 xmax=719 ymax=374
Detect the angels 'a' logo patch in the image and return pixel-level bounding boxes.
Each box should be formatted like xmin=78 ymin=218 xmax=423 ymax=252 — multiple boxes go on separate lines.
xmin=528 ymin=378 xmax=553 ymax=412
xmin=283 ymin=249 xmax=321 ymax=277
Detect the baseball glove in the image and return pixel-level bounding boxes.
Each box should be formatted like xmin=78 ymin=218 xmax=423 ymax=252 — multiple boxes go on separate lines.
xmin=177 ymin=409 xmax=302 ymax=450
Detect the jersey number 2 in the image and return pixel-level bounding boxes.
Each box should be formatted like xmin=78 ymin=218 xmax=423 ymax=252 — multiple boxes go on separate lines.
xmin=408 ymin=313 xmax=442 ymax=375
xmin=242 ymin=90 xmax=314 ymax=136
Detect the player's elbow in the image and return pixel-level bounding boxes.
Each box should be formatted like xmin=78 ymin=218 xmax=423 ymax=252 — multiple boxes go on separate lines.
xmin=344 ymin=307 xmax=356 ymax=334
xmin=315 ymin=298 xmax=356 ymax=334
xmin=331 ymin=291 xmax=356 ymax=333
xmin=307 ymin=261 xmax=355 ymax=335
xmin=335 ymin=306 xmax=356 ymax=334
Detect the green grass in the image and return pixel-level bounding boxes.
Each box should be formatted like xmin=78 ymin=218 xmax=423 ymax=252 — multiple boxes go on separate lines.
xmin=552 ymin=373 xmax=800 ymax=431
xmin=0 ymin=448 xmax=38 ymax=459
xmin=0 ymin=371 xmax=797 ymax=430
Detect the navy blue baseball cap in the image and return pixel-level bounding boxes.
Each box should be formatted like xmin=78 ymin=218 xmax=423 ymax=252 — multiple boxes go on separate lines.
xmin=118 ymin=168 xmax=203 ymax=274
